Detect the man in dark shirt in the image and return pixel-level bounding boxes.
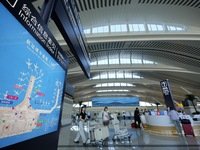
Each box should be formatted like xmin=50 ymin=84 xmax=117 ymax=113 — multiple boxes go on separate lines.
xmin=134 ymin=107 xmax=141 ymax=128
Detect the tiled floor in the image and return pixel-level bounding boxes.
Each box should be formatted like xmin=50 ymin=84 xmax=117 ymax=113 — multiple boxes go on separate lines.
xmin=57 ymin=121 xmax=200 ymax=150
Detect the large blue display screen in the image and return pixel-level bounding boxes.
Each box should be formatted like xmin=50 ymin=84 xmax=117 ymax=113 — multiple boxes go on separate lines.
xmin=0 ymin=3 xmax=66 ymax=148
xmin=92 ymin=97 xmax=140 ymax=107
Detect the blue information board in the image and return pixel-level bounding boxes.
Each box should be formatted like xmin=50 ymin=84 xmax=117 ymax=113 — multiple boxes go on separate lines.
xmin=0 ymin=2 xmax=67 ymax=148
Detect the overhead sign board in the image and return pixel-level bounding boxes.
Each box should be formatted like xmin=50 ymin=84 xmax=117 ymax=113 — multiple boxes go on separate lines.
xmin=52 ymin=0 xmax=90 ymax=78
xmin=160 ymin=79 xmax=176 ymax=110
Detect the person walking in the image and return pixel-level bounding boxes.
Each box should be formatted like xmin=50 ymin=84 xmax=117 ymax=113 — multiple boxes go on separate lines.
xmin=168 ymin=107 xmax=182 ymax=136
xmin=134 ymin=107 xmax=141 ymax=128
xmin=74 ymin=106 xmax=88 ymax=146
xmin=102 ymin=106 xmax=110 ymax=126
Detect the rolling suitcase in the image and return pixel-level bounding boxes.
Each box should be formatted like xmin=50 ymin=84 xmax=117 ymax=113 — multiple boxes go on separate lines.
xmin=181 ymin=119 xmax=195 ymax=137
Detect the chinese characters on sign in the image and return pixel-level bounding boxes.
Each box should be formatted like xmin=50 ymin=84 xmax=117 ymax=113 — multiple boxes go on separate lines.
xmin=160 ymin=79 xmax=176 ymax=110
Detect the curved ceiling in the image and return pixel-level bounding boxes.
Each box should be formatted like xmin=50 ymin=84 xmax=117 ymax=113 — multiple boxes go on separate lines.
xmin=32 ymin=0 xmax=200 ymax=105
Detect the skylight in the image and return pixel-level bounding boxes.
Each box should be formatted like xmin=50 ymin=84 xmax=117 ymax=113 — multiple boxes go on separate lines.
xmin=100 ymin=72 xmax=108 ymax=79
xmin=97 ymin=93 xmax=127 ymax=96
xmin=90 ymin=56 xmax=157 ymax=66
xmin=90 ymin=61 xmax=97 ymax=65
xmin=96 ymin=90 xmax=129 ymax=93
xmin=110 ymin=24 xmax=127 ymax=32
xmin=143 ymin=60 xmax=154 ymax=64
xmin=94 ymin=83 xmax=135 ymax=87
xmin=108 ymin=71 xmax=115 ymax=79
xmin=84 ymin=23 xmax=185 ymax=34
xmin=109 ymin=58 xmax=119 ymax=64
xmin=91 ymin=71 xmax=143 ymax=80
xmin=120 ymin=56 xmax=131 ymax=64
xmin=84 ymin=29 xmax=90 ymax=34
xmin=167 ymin=26 xmax=185 ymax=31
xmin=148 ymin=24 xmax=164 ymax=31
xmin=92 ymin=26 xmax=109 ymax=33
xmin=129 ymin=24 xmax=145 ymax=32
xmin=116 ymin=71 xmax=124 ymax=78
xmin=132 ymin=59 xmax=142 ymax=64
xmin=98 ymin=59 xmax=108 ymax=65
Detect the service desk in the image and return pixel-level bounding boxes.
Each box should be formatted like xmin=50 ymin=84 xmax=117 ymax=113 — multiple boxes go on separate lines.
xmin=144 ymin=114 xmax=173 ymax=127
xmin=143 ymin=114 xmax=200 ymax=136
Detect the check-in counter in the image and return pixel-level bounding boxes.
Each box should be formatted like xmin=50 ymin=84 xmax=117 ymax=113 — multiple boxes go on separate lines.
xmin=144 ymin=114 xmax=173 ymax=127
xmin=142 ymin=113 xmax=178 ymax=135
xmin=142 ymin=112 xmax=200 ymax=136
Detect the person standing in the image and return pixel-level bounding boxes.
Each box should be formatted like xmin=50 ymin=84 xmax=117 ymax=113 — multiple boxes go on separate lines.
xmin=134 ymin=107 xmax=141 ymax=128
xmin=168 ymin=107 xmax=182 ymax=136
xmin=122 ymin=112 xmax=126 ymax=120
xmin=102 ymin=106 xmax=110 ymax=126
xmin=74 ymin=106 xmax=88 ymax=146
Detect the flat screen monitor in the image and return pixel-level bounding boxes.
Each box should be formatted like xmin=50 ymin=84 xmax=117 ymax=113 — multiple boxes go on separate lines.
xmin=92 ymin=97 xmax=140 ymax=107
xmin=0 ymin=3 xmax=66 ymax=148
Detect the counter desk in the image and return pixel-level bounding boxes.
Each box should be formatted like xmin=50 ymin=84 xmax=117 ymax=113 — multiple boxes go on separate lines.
xmin=141 ymin=114 xmax=200 ymax=136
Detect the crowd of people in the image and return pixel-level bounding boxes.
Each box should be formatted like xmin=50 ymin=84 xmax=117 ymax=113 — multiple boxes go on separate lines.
xmin=73 ymin=105 xmax=185 ymax=145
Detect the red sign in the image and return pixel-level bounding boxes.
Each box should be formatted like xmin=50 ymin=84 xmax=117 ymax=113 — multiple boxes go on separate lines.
xmin=36 ymin=92 xmax=45 ymax=96
xmin=6 ymin=95 xmax=18 ymax=100
xmin=14 ymin=84 xmax=24 ymax=90
xmin=37 ymin=123 xmax=42 ymax=127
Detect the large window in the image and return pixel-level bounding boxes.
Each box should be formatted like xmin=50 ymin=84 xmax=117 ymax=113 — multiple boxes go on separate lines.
xmin=147 ymin=24 xmax=164 ymax=31
xmin=92 ymin=26 xmax=109 ymax=33
xmin=91 ymin=71 xmax=143 ymax=80
xmin=94 ymin=83 xmax=135 ymax=87
xmin=84 ymin=24 xmax=185 ymax=34
xmin=110 ymin=24 xmax=127 ymax=32
xmin=90 ymin=55 xmax=157 ymax=66
xmin=129 ymin=24 xmax=145 ymax=32
xmin=109 ymin=55 xmax=119 ymax=64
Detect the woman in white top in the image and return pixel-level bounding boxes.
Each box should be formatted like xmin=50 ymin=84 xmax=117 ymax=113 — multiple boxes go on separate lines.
xmin=102 ymin=106 xmax=110 ymax=126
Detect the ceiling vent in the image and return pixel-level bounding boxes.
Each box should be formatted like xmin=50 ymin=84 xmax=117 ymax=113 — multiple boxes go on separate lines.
xmin=138 ymin=0 xmax=200 ymax=9
xmin=75 ymin=0 xmax=132 ymax=12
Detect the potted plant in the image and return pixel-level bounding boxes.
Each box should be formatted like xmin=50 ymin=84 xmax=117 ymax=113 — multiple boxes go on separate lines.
xmin=185 ymin=94 xmax=199 ymax=114
xmin=155 ymin=102 xmax=160 ymax=111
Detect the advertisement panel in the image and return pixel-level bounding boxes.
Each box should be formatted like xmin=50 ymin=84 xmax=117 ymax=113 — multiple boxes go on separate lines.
xmin=92 ymin=97 xmax=140 ymax=107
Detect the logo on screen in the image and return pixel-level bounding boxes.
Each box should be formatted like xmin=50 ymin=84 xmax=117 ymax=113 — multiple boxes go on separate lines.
xmin=6 ymin=0 xmax=18 ymax=8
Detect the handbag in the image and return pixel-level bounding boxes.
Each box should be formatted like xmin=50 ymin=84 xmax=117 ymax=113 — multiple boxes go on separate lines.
xmin=103 ymin=120 xmax=109 ymax=125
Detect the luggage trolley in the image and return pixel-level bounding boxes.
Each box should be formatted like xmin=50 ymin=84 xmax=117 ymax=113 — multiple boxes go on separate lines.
xmin=86 ymin=120 xmax=110 ymax=148
xmin=111 ymin=114 xmax=132 ymax=142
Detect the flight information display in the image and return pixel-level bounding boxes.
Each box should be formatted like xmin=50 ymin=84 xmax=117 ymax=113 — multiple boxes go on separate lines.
xmin=92 ymin=97 xmax=140 ymax=107
xmin=0 ymin=3 xmax=66 ymax=148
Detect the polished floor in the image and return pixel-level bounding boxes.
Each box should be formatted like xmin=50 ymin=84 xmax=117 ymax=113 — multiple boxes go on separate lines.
xmin=57 ymin=120 xmax=200 ymax=150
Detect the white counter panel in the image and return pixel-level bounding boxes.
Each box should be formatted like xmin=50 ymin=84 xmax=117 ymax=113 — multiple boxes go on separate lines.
xmin=145 ymin=115 xmax=174 ymax=127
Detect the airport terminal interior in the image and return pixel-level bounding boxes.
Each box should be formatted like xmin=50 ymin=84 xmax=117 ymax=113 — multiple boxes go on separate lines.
xmin=57 ymin=120 xmax=200 ymax=150
xmin=38 ymin=0 xmax=200 ymax=149
xmin=1 ymin=0 xmax=200 ymax=149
